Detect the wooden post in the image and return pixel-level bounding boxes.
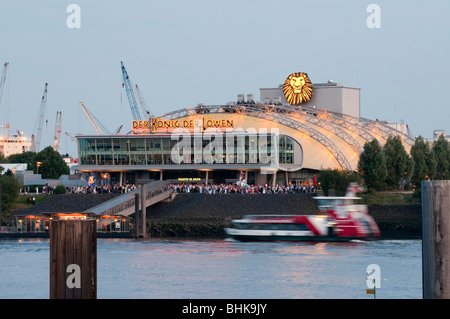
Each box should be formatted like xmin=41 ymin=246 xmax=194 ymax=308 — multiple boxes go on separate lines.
xmin=141 ymin=184 xmax=146 ymax=237
xmin=0 ymin=184 xmax=2 ymax=226
xmin=134 ymin=193 xmax=140 ymax=238
xmin=50 ymin=219 xmax=97 ymax=299
xmin=422 ymin=180 xmax=450 ymax=299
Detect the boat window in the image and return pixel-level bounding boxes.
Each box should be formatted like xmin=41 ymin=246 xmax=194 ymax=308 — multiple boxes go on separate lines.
xmin=316 ymin=199 xmax=330 ymax=206
xmin=235 ymin=223 xmax=308 ymax=231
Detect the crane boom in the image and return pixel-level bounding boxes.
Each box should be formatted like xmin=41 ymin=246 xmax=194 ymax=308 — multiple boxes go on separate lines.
xmin=32 ymin=83 xmax=48 ymax=152
xmin=114 ymin=125 xmax=123 ymax=134
xmin=79 ymin=102 xmax=103 ymax=135
xmin=121 ymin=61 xmax=142 ymax=121
xmin=0 ymin=62 xmax=8 ymax=106
xmin=53 ymin=111 xmax=62 ymax=152
xmin=65 ymin=132 xmax=77 ymax=142
xmin=135 ymin=84 xmax=151 ymax=121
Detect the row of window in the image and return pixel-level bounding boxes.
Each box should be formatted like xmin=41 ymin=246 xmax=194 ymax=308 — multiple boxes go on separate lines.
xmin=234 ymin=223 xmax=309 ymax=231
xmin=78 ymin=135 xmax=296 ymax=166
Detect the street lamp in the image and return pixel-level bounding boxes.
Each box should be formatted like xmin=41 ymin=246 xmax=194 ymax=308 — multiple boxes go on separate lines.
xmin=36 ymin=161 xmax=42 ymax=174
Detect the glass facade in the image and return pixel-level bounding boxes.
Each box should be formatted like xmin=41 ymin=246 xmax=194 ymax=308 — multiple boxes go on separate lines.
xmin=78 ymin=134 xmax=297 ymax=167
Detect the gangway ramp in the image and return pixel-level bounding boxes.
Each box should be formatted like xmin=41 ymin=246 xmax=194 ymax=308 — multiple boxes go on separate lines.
xmin=84 ymin=180 xmax=173 ymax=217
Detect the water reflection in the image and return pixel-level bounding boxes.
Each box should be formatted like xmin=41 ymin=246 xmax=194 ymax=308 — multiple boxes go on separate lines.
xmin=0 ymin=238 xmax=422 ymax=299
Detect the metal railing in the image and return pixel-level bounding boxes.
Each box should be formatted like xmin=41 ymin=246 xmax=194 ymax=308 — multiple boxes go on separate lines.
xmin=85 ymin=180 xmax=172 ymax=216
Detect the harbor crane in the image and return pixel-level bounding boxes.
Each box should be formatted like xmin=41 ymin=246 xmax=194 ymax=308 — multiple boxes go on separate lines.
xmin=135 ymin=84 xmax=152 ymax=121
xmin=78 ymin=102 xmax=104 ymax=135
xmin=0 ymin=62 xmax=8 ymax=107
xmin=78 ymin=102 xmax=121 ymax=135
xmin=65 ymin=132 xmax=77 ymax=142
xmin=31 ymin=83 xmax=48 ymax=152
xmin=120 ymin=61 xmax=142 ymax=121
xmin=114 ymin=124 xmax=123 ymax=134
xmin=0 ymin=63 xmax=9 ymax=139
xmin=53 ymin=111 xmax=62 ymax=152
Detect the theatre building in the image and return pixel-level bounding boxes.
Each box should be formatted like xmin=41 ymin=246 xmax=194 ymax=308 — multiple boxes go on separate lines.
xmin=75 ymin=73 xmax=414 ymax=186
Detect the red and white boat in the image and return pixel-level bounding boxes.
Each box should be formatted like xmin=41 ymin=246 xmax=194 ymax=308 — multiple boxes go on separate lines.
xmin=224 ymin=184 xmax=381 ymax=242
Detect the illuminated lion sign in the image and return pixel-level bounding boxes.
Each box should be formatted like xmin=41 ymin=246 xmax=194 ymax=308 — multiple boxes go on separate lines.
xmin=282 ymin=72 xmax=313 ymax=105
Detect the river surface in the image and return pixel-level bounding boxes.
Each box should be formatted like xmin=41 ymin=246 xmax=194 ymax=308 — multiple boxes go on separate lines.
xmin=0 ymin=238 xmax=422 ymax=299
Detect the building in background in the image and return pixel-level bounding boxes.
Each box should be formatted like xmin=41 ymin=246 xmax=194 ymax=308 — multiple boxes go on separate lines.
xmin=425 ymin=130 xmax=450 ymax=144
xmin=0 ymin=124 xmax=32 ymax=158
xmin=74 ymin=73 xmax=414 ymax=187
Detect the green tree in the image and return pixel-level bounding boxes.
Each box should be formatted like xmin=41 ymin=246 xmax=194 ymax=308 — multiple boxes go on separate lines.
xmin=358 ymin=139 xmax=387 ymax=190
xmin=7 ymin=151 xmax=37 ymax=168
xmin=318 ymin=169 xmax=361 ymax=196
xmin=383 ymin=136 xmax=414 ymax=188
xmin=426 ymin=146 xmax=437 ymax=180
xmin=0 ymin=153 xmax=7 ymax=163
xmin=431 ymin=135 xmax=450 ymax=180
xmin=0 ymin=174 xmax=21 ymax=222
xmin=31 ymin=146 xmax=69 ymax=179
xmin=411 ymin=139 xmax=437 ymax=181
xmin=410 ymin=136 xmax=430 ymax=187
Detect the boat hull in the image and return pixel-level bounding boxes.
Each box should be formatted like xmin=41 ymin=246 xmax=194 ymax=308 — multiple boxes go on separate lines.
xmin=223 ymin=228 xmax=373 ymax=242
xmin=226 ymin=234 xmax=355 ymax=242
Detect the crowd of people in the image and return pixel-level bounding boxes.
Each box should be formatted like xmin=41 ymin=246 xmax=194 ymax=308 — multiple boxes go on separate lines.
xmin=169 ymin=182 xmax=316 ymax=194
xmin=65 ymin=184 xmax=139 ymax=194
xmin=21 ymin=181 xmax=316 ymax=196
xmin=20 ymin=184 xmax=139 ymax=195
xmin=20 ymin=185 xmax=57 ymax=196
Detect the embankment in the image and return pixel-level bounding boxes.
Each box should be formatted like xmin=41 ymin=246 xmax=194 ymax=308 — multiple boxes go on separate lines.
xmin=146 ymin=193 xmax=422 ymax=239
xmin=369 ymin=204 xmax=421 ymax=239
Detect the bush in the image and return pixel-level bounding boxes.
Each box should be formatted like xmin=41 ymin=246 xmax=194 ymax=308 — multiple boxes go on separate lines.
xmin=55 ymin=185 xmax=67 ymax=194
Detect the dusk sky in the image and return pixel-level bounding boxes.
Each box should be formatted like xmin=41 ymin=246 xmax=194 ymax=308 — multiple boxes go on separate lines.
xmin=0 ymin=1 xmax=449 ymax=156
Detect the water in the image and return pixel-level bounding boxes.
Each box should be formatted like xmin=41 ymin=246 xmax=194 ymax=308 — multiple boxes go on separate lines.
xmin=0 ymin=238 xmax=422 ymax=299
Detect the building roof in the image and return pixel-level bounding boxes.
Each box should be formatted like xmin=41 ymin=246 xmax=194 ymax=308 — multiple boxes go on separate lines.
xmin=0 ymin=163 xmax=27 ymax=174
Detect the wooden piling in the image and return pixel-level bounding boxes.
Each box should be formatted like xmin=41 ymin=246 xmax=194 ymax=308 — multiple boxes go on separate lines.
xmin=0 ymin=184 xmax=2 ymax=225
xmin=422 ymin=180 xmax=450 ymax=299
xmin=134 ymin=193 xmax=140 ymax=238
xmin=49 ymin=219 xmax=97 ymax=299
xmin=141 ymin=184 xmax=146 ymax=237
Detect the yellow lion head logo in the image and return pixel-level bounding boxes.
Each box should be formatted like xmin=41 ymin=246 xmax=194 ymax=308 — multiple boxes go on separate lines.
xmin=282 ymin=72 xmax=313 ymax=105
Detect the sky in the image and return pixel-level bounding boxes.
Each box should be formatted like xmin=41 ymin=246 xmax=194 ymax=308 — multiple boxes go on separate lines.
xmin=0 ymin=0 xmax=449 ymax=157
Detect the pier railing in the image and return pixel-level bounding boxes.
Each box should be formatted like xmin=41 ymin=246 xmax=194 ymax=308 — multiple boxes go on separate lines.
xmin=85 ymin=180 xmax=173 ymax=217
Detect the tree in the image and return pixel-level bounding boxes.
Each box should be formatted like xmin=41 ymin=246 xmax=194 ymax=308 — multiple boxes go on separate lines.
xmin=0 ymin=173 xmax=21 ymax=222
xmin=7 ymin=151 xmax=37 ymax=168
xmin=426 ymin=146 xmax=437 ymax=180
xmin=431 ymin=135 xmax=450 ymax=180
xmin=410 ymin=136 xmax=430 ymax=187
xmin=383 ymin=136 xmax=413 ymax=189
xmin=31 ymin=146 xmax=69 ymax=179
xmin=358 ymin=139 xmax=387 ymax=190
xmin=318 ymin=169 xmax=361 ymax=196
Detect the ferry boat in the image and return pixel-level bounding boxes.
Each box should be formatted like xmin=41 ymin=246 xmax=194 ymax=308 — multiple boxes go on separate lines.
xmin=224 ymin=184 xmax=381 ymax=242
